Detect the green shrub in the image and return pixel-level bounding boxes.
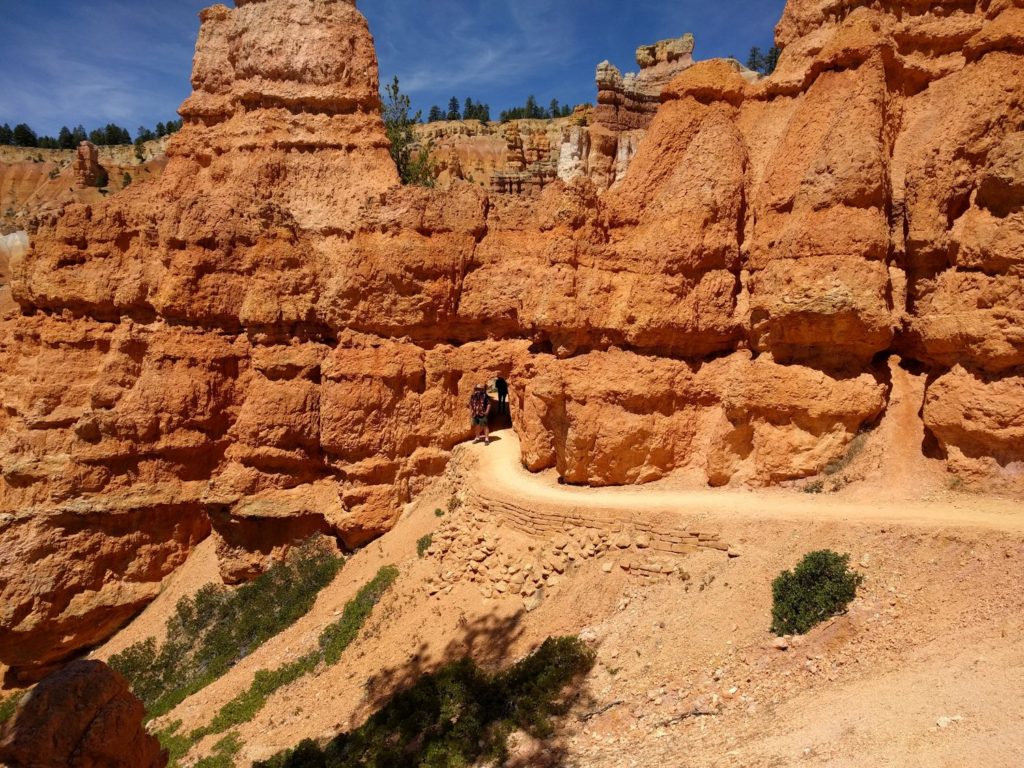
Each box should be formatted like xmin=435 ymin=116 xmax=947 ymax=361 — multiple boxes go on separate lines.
xmin=0 ymin=693 xmax=20 ymax=724
xmin=434 ymin=508 xmax=444 ymax=518
xmin=188 ymin=565 xmax=400 ymax=749
xmin=155 ymin=722 xmax=194 ymax=767
xmin=771 ymin=550 xmax=863 ymax=636
xmin=195 ymin=733 xmax=242 ymax=768
xmin=416 ymin=534 xmax=433 ymax=558
xmin=110 ymin=539 xmax=343 ymax=719
xmin=319 ymin=566 xmax=400 ymax=665
xmin=254 ymin=636 xmax=595 ymax=768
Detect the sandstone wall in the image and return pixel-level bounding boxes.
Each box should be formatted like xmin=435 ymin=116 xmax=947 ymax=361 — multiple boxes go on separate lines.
xmin=0 ymin=0 xmax=1021 ymax=676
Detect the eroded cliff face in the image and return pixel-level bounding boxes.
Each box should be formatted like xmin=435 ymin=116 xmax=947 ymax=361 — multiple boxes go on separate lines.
xmin=1 ymin=0 xmax=1021 ymax=677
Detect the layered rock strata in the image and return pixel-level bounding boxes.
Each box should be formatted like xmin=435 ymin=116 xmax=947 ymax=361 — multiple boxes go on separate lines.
xmin=72 ymin=141 xmax=101 ymax=189
xmin=0 ymin=141 xmax=168 ymax=234
xmin=1 ymin=0 xmax=1021 ymax=676
xmin=415 ymin=35 xmax=702 ymax=196
xmin=595 ymin=33 xmax=697 ymax=133
xmin=413 ymin=118 xmax=570 ymax=195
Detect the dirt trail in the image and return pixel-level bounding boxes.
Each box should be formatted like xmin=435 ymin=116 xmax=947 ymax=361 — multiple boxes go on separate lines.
xmin=475 ymin=430 xmax=1024 ymax=533
xmin=93 ymin=429 xmax=1024 ymax=767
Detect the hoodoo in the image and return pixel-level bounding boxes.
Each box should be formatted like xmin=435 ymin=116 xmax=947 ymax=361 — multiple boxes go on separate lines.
xmin=1 ymin=0 xmax=1022 ymax=685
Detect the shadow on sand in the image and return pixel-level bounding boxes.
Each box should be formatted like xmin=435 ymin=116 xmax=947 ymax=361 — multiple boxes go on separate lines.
xmin=258 ymin=610 xmax=595 ymax=768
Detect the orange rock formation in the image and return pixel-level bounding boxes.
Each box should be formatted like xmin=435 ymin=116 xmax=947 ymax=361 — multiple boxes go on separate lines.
xmin=0 ymin=0 xmax=1021 ymax=677
xmin=72 ymin=141 xmax=101 ymax=189
xmin=0 ymin=660 xmax=166 ymax=767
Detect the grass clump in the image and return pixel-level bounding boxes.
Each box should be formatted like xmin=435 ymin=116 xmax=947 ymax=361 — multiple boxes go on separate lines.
xmin=804 ymin=432 xmax=870 ymax=494
xmin=803 ymin=480 xmax=825 ymax=495
xmin=110 ymin=539 xmax=343 ymax=720
xmin=771 ymin=550 xmax=864 ymax=636
xmin=155 ymin=722 xmax=194 ymax=767
xmin=0 ymin=694 xmax=20 ymax=724
xmin=184 ymin=565 xmax=400 ymax=758
xmin=416 ymin=534 xmax=433 ymax=558
xmin=319 ymin=566 xmax=400 ymax=665
xmin=195 ymin=733 xmax=242 ymax=768
xmin=824 ymin=432 xmax=868 ymax=476
xmin=254 ymin=636 xmax=596 ymax=768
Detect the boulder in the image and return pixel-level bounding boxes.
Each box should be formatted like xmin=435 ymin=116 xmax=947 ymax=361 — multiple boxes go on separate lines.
xmin=0 ymin=660 xmax=166 ymax=768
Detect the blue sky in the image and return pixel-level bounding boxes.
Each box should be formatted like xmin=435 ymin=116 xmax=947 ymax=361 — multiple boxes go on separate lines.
xmin=0 ymin=0 xmax=784 ymax=137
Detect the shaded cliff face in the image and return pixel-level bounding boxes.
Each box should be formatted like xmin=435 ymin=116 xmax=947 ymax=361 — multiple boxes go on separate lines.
xmin=0 ymin=660 xmax=166 ymax=768
xmin=1 ymin=0 xmax=1022 ymax=677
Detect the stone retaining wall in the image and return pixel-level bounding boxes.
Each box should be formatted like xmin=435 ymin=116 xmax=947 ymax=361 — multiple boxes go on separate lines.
xmin=468 ymin=488 xmax=733 ymax=557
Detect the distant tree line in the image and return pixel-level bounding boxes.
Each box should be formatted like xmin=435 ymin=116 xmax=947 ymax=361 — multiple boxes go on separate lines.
xmin=745 ymin=46 xmax=781 ymax=76
xmin=0 ymin=119 xmax=184 ymax=149
xmin=424 ymin=95 xmax=577 ymax=124
xmin=427 ymin=97 xmax=492 ymax=123
xmin=499 ymin=96 xmax=574 ymax=123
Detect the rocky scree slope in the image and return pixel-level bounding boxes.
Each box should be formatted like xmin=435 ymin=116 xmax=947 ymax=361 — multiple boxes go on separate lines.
xmin=0 ymin=0 xmax=1022 ymax=679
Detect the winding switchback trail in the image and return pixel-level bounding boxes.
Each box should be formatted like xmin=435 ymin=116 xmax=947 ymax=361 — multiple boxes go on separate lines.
xmin=469 ymin=431 xmax=1024 ymax=534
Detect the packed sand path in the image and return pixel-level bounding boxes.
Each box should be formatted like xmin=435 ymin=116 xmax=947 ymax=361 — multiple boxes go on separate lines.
xmin=475 ymin=431 xmax=1024 ymax=534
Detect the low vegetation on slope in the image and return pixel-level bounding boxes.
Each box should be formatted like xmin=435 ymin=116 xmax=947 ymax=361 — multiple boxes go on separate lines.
xmin=0 ymin=694 xmax=18 ymax=724
xmin=110 ymin=540 xmax=344 ymax=719
xmin=771 ymin=550 xmax=864 ymax=635
xmin=160 ymin=565 xmax=400 ymax=768
xmin=255 ymin=636 xmax=596 ymax=768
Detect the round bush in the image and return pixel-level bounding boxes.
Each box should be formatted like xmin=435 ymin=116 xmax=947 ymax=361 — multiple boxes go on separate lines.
xmin=771 ymin=550 xmax=863 ymax=636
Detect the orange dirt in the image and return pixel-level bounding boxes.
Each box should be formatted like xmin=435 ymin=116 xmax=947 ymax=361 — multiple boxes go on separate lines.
xmin=96 ymin=430 xmax=1024 ymax=767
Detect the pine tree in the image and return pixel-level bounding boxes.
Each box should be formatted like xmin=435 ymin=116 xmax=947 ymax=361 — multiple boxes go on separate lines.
xmin=745 ymin=46 xmax=781 ymax=76
xmin=72 ymin=125 xmax=87 ymax=144
xmin=746 ymin=47 xmax=764 ymax=74
xmin=525 ymin=95 xmax=542 ymax=120
xmin=446 ymin=97 xmax=461 ymax=121
xmin=156 ymin=122 xmax=166 ymax=138
xmin=12 ymin=123 xmax=38 ymax=147
xmin=464 ymin=97 xmax=475 ymax=121
xmin=57 ymin=126 xmax=75 ymax=149
xmin=383 ymin=76 xmax=434 ymax=187
xmin=479 ymin=103 xmax=491 ymax=122
xmin=0 ymin=124 xmax=13 ymax=145
xmin=549 ymin=99 xmax=560 ymax=119
xmin=427 ymin=105 xmax=444 ymax=123
xmin=103 ymin=124 xmax=130 ymax=145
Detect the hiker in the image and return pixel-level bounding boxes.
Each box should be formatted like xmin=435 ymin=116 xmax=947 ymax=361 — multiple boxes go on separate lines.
xmin=495 ymin=376 xmax=509 ymax=415
xmin=470 ymin=383 xmax=492 ymax=445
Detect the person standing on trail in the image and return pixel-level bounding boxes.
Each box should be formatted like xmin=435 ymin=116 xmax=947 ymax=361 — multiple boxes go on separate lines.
xmin=470 ymin=383 xmax=492 ymax=445
xmin=495 ymin=376 xmax=509 ymax=415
